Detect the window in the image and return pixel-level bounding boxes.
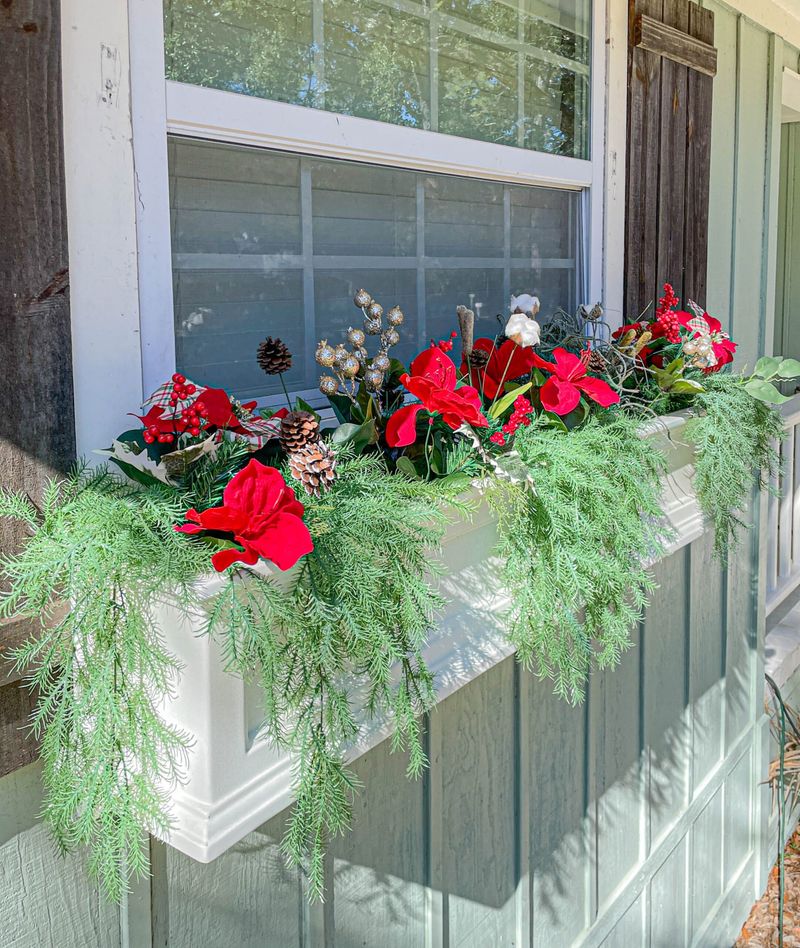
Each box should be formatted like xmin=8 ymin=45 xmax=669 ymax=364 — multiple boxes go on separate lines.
xmin=164 ymin=0 xmax=591 ymax=157
xmin=128 ymin=0 xmax=602 ymax=404
xmin=170 ymin=137 xmax=582 ymax=400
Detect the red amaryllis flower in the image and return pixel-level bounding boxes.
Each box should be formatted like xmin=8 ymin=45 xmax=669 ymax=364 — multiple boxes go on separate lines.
xmin=530 ymin=348 xmax=620 ymax=415
xmin=174 ymin=459 xmax=313 ymax=572
xmin=461 ymin=338 xmax=537 ymax=400
xmin=386 ymin=347 xmax=488 ymax=448
xmin=673 ymin=310 xmax=737 ymax=372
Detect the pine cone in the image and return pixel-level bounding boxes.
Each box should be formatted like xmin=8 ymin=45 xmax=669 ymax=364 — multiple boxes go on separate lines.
xmin=468 ymin=348 xmax=490 ymax=368
xmin=289 ymin=441 xmax=337 ymax=497
xmin=257 ymin=337 xmax=292 ymax=375
xmin=585 ymin=350 xmax=608 ymax=374
xmin=280 ymin=410 xmax=320 ymax=453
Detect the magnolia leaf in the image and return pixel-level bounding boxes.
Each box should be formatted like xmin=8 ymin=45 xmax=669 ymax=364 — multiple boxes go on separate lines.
xmin=754 ymin=356 xmax=782 ymax=380
xmin=96 ymin=440 xmax=173 ymax=484
xmin=776 ymin=358 xmax=800 ymax=379
xmin=488 ymin=382 xmax=532 ymax=420
xmin=670 ymin=379 xmax=705 ymax=394
xmin=744 ymin=378 xmax=791 ymax=404
xmin=331 ymin=419 xmax=378 ymax=453
xmin=294 ymin=397 xmax=321 ymax=419
xmin=665 ymin=356 xmax=685 ymax=374
xmin=395 ymin=455 xmax=422 ymax=479
xmin=540 ymin=411 xmax=568 ymax=432
xmin=161 ymin=436 xmax=219 ymax=477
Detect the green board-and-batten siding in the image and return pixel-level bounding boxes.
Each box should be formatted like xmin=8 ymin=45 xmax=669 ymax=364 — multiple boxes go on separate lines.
xmin=0 ymin=521 xmax=772 ymax=947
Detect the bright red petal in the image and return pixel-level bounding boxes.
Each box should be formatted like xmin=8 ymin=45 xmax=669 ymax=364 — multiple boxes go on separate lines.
xmin=210 ymin=544 xmax=259 ymax=572
xmin=487 ymin=340 xmax=535 ymax=387
xmin=550 ymin=348 xmax=586 ymax=382
xmin=576 ymin=376 xmax=620 ymax=408
xmin=194 ymin=388 xmax=241 ymax=430
xmin=386 ymin=404 xmax=424 ymax=447
xmin=249 ymin=513 xmax=314 ymax=571
xmin=539 ymin=377 xmax=581 ymax=415
xmin=410 ymin=347 xmax=457 ymax=390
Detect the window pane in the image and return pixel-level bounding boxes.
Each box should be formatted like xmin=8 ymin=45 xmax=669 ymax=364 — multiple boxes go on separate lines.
xmin=164 ymin=0 xmax=591 ymax=159
xmin=169 ymin=137 xmax=582 ymax=401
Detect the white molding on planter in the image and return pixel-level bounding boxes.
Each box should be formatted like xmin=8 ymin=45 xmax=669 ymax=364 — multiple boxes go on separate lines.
xmin=152 ymin=416 xmax=705 ymax=864
xmin=783 ymin=68 xmax=800 ymax=123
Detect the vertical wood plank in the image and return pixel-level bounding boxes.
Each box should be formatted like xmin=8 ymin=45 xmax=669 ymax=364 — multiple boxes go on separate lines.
xmin=162 ymin=813 xmax=303 ymax=948
xmin=723 ymin=748 xmax=753 ymax=887
xmin=689 ymin=530 xmax=726 ymax=794
xmin=779 ymin=431 xmax=795 ymax=578
xmin=656 ymin=0 xmax=689 ymax=297
xmin=644 ymin=549 xmax=690 ymax=846
xmin=331 ymin=735 xmax=427 ymax=948
xmin=625 ymin=0 xmax=664 ymax=320
xmin=437 ymin=659 xmax=517 ymax=947
xmin=649 ymin=838 xmax=689 ymax=947
xmin=760 ymin=32 xmax=784 ymax=360
xmin=726 ymin=503 xmax=758 ymax=751
xmin=704 ymin=0 xmax=738 ymax=320
xmin=689 ymin=787 xmax=724 ymax=940
xmin=683 ymin=4 xmax=714 ymax=307
xmin=730 ymin=17 xmax=770 ymax=365
xmin=528 ymin=670 xmax=589 ymax=946
xmin=593 ymin=625 xmax=644 ymax=910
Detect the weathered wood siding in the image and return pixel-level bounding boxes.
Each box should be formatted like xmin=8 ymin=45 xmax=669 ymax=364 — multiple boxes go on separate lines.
xmin=0 ymin=520 xmax=770 ymax=946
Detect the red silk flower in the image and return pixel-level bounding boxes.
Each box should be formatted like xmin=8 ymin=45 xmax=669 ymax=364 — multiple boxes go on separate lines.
xmin=461 ymin=338 xmax=537 ymax=400
xmin=386 ymin=347 xmax=488 ymax=448
xmin=673 ymin=310 xmax=737 ymax=372
xmin=136 ymin=387 xmax=260 ymax=436
xmin=530 ymin=348 xmax=620 ymax=416
xmin=174 ymin=459 xmax=313 ymax=572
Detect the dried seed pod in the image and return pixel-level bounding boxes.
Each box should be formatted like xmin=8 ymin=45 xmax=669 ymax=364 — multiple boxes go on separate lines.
xmin=366 ymin=301 xmax=383 ymax=320
xmin=386 ymin=306 xmax=404 ymax=326
xmin=372 ymin=350 xmax=391 ymax=373
xmin=347 ymin=327 xmax=366 ymax=347
xmin=456 ymin=305 xmax=475 ymax=359
xmin=340 ymin=355 xmax=360 ymax=379
xmin=364 ymin=368 xmax=384 ymax=391
xmin=381 ymin=328 xmax=400 ymax=348
xmin=319 ymin=375 xmax=339 ymax=396
xmin=334 ymin=345 xmax=349 ymax=366
xmin=315 ymin=339 xmax=336 ymax=367
xmin=354 ymin=288 xmax=372 ymax=308
xmin=364 ymin=317 xmax=382 ymax=335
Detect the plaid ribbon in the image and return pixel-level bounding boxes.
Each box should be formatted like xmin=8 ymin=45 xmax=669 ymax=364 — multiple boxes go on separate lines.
xmin=143 ymin=381 xmax=282 ymax=448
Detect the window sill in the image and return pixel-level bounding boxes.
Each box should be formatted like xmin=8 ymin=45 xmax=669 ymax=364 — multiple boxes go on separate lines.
xmin=152 ymin=412 xmax=703 ymax=863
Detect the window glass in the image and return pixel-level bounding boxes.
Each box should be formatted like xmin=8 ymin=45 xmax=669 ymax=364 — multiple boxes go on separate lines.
xmin=164 ymin=0 xmax=591 ymax=159
xmin=169 ymin=137 xmax=581 ymax=400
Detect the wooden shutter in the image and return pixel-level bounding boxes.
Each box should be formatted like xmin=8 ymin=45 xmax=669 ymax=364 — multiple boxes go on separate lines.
xmin=625 ymin=0 xmax=717 ymax=321
xmin=0 ymin=0 xmax=75 ymax=777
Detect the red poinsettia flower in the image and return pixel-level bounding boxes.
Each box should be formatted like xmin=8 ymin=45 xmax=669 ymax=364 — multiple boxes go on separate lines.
xmin=673 ymin=310 xmax=737 ymax=372
xmin=530 ymin=348 xmax=620 ymax=415
xmin=174 ymin=459 xmax=313 ymax=572
xmin=461 ymin=338 xmax=537 ymax=400
xmin=386 ymin=347 xmax=488 ymax=447
xmin=135 ymin=405 xmax=188 ymax=434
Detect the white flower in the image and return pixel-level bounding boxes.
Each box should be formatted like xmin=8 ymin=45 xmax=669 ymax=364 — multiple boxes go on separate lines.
xmin=505 ymin=311 xmax=541 ymax=348
xmin=509 ymin=293 xmax=540 ymax=317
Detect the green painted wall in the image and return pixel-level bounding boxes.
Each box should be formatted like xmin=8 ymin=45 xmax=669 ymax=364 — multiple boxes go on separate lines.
xmin=0 ymin=523 xmax=771 ymax=947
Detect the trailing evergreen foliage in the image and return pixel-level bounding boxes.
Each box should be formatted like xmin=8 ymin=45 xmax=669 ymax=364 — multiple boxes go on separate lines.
xmin=198 ymin=452 xmax=472 ymax=900
xmin=488 ymin=415 xmax=667 ymax=703
xmin=0 ymin=467 xmax=209 ymax=900
xmin=687 ymin=374 xmax=784 ymax=555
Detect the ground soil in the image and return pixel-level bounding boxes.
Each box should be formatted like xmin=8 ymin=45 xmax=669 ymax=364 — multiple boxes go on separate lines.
xmin=736 ymin=825 xmax=800 ymax=947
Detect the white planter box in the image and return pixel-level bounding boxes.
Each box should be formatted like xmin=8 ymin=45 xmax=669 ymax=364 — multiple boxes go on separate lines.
xmin=153 ymin=414 xmax=703 ymax=863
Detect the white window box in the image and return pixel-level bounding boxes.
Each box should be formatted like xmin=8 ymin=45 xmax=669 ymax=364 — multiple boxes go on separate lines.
xmin=152 ymin=412 xmax=702 ymax=863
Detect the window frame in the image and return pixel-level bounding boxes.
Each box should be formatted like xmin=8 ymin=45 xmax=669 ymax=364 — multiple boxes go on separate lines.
xmin=131 ymin=0 xmax=610 ymax=402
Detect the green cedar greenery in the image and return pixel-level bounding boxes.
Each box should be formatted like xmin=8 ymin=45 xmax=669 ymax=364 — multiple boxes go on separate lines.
xmin=686 ymin=374 xmax=784 ymax=555
xmin=0 ymin=467 xmax=208 ymax=900
xmin=488 ymin=414 xmax=667 ymax=703
xmin=0 ymin=385 xmax=785 ymax=902
xmin=206 ymin=452 xmax=473 ymax=900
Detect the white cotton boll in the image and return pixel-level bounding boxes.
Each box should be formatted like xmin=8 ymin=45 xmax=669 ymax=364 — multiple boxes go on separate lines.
xmin=505 ymin=312 xmax=541 ymax=348
xmin=509 ymin=293 xmax=540 ymax=317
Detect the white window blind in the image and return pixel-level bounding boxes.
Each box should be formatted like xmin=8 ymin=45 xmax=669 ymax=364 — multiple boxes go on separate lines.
xmin=170 ymin=137 xmax=582 ymax=400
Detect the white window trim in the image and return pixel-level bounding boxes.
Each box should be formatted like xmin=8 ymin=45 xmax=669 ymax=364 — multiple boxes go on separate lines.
xmin=63 ymin=0 xmax=626 ymax=454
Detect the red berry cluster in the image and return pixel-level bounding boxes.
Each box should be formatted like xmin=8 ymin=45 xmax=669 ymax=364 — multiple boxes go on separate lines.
xmin=433 ymin=331 xmax=459 ymax=353
xmin=142 ymin=373 xmax=209 ymax=446
xmin=490 ymin=396 xmax=534 ymax=447
xmin=653 ymin=282 xmax=682 ymax=344
xmin=654 ymin=310 xmax=682 ymax=344
xmin=168 ymin=373 xmax=197 ymax=405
